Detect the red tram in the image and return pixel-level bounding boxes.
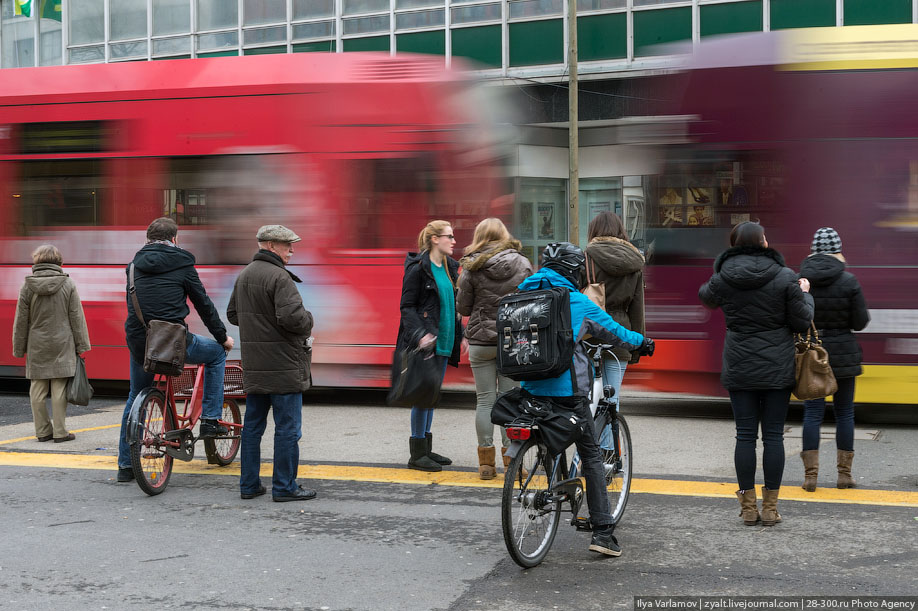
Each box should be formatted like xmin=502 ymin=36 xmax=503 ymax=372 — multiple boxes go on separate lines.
xmin=638 ymin=25 xmax=918 ymax=405
xmin=0 ymin=53 xmax=510 ymax=389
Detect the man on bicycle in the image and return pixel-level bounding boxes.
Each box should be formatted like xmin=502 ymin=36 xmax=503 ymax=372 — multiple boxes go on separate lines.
xmin=116 ymin=217 xmax=235 ymax=483
xmin=518 ymin=242 xmax=654 ymax=556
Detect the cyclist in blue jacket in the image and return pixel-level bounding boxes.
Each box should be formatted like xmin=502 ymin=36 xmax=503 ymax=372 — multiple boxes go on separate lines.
xmin=519 ymin=242 xmax=655 ymax=556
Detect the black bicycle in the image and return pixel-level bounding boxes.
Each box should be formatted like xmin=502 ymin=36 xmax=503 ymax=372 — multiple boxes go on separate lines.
xmin=500 ymin=343 xmax=633 ymax=568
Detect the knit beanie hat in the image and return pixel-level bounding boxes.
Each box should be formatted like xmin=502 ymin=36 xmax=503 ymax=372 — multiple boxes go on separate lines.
xmin=811 ymin=227 xmax=842 ymax=255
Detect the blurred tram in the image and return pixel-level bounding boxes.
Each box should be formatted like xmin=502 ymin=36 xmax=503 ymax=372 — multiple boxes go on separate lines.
xmin=0 ymin=54 xmax=511 ymax=388
xmin=637 ymin=24 xmax=918 ymax=405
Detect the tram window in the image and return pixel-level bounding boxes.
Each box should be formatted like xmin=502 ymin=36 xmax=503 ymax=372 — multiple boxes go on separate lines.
xmin=645 ymin=151 xmax=784 ymax=260
xmin=14 ymin=160 xmax=104 ymax=232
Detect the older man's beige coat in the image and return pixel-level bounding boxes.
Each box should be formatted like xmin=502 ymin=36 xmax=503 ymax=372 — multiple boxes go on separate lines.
xmin=12 ymin=263 xmax=91 ymax=379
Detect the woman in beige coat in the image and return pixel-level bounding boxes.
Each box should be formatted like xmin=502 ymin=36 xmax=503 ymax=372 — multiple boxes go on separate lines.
xmin=12 ymin=245 xmax=91 ymax=443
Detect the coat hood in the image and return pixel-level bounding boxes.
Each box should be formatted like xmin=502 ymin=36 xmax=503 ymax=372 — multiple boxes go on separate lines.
xmin=586 ymin=237 xmax=644 ymax=277
xmin=132 ymin=243 xmax=196 ymax=274
xmin=518 ymin=267 xmax=576 ymax=292
xmin=800 ymin=253 xmax=845 ymax=287
xmin=715 ymin=246 xmax=785 ymax=290
xmin=459 ymin=239 xmax=524 ymax=277
xmin=24 ymin=263 xmax=68 ymax=295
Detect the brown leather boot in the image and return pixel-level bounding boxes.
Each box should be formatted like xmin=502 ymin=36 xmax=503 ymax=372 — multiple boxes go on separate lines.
xmin=736 ymin=489 xmax=760 ymax=526
xmin=801 ymin=450 xmax=819 ymax=492
xmin=837 ymin=450 xmax=856 ymax=488
xmin=760 ymin=487 xmax=782 ymax=526
xmin=477 ymin=446 xmax=497 ymax=480
xmin=501 ymin=447 xmax=511 ymax=471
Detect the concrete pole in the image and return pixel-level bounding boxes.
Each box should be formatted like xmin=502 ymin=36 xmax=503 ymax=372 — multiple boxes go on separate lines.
xmin=567 ymin=0 xmax=579 ymax=245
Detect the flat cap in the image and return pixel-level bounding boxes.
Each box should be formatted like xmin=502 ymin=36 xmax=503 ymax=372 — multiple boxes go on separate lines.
xmin=256 ymin=225 xmax=301 ymax=243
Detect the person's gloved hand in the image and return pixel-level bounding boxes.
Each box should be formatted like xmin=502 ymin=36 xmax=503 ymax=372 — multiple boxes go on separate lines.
xmin=638 ymin=337 xmax=655 ymax=357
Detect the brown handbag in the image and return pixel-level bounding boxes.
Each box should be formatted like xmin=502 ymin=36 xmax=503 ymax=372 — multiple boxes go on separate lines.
xmin=793 ymin=323 xmax=838 ymax=400
xmin=129 ymin=263 xmax=187 ymax=377
xmin=582 ymin=254 xmax=606 ymax=310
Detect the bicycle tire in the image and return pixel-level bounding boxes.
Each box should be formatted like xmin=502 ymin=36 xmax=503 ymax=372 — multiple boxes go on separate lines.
xmin=598 ymin=412 xmax=632 ymax=524
xmin=130 ymin=388 xmax=175 ymax=496
xmin=203 ymin=398 xmax=242 ymax=466
xmin=501 ymin=438 xmax=562 ymax=568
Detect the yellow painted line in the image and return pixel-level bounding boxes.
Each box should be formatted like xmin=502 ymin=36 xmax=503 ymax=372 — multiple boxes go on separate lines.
xmin=0 ymin=423 xmax=123 ymax=446
xmin=1 ymin=451 xmax=917 ymax=507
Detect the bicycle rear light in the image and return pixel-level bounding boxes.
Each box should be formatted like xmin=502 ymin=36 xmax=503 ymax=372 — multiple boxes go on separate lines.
xmin=506 ymin=427 xmax=531 ymax=440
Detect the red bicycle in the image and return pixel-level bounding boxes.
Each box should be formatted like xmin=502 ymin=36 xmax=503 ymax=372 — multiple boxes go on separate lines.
xmin=127 ymin=361 xmax=245 ymax=496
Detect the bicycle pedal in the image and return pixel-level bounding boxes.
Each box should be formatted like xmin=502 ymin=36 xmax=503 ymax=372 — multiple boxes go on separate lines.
xmin=572 ymin=517 xmax=593 ymax=532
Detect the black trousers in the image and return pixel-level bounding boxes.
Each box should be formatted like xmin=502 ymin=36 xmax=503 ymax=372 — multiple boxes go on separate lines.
xmin=728 ymin=388 xmax=791 ymax=491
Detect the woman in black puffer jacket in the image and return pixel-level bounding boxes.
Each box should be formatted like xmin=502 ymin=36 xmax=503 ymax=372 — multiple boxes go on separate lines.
xmin=699 ymin=222 xmax=814 ymax=527
xmin=798 ymin=227 xmax=870 ymax=492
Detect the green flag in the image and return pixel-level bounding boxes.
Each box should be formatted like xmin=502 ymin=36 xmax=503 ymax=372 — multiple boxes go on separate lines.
xmin=14 ymin=0 xmax=32 ymax=17
xmin=41 ymin=0 xmax=62 ymax=21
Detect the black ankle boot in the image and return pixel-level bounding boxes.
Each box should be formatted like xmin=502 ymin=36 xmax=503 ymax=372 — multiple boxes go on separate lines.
xmin=408 ymin=437 xmax=441 ymax=472
xmin=199 ymin=419 xmax=228 ymax=438
xmin=425 ymin=432 xmax=452 ymax=465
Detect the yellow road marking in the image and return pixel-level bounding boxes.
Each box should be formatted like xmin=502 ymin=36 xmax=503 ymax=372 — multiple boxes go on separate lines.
xmin=1 ymin=450 xmax=917 ymax=507
xmin=0 ymin=423 xmax=123 ymax=446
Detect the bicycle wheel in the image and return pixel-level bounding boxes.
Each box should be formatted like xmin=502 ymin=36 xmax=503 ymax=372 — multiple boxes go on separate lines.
xmin=130 ymin=389 xmax=175 ymax=496
xmin=501 ymin=438 xmax=562 ymax=568
xmin=598 ymin=412 xmax=632 ymax=524
xmin=203 ymin=398 xmax=242 ymax=466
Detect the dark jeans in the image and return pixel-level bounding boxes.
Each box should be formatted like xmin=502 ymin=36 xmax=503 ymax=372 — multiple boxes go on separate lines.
xmin=729 ymin=388 xmax=791 ymax=491
xmin=240 ymin=392 xmax=303 ymax=497
xmin=571 ymin=400 xmax=614 ymax=528
xmin=409 ymin=356 xmax=448 ymax=439
xmin=802 ymin=376 xmax=856 ymax=452
xmin=118 ymin=333 xmax=227 ymax=469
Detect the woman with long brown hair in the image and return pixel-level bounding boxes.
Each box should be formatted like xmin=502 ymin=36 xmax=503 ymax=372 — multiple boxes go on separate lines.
xmin=457 ymin=218 xmax=532 ymax=479
xmin=583 ymin=211 xmax=645 ymax=411
xmin=393 ymin=220 xmax=464 ymax=472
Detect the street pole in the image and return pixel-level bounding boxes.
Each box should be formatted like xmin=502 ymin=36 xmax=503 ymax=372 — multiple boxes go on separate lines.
xmin=567 ymin=0 xmax=579 ymax=246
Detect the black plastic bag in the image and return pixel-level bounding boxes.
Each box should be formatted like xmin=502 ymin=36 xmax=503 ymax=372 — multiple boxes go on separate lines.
xmin=66 ymin=355 xmax=94 ymax=406
xmin=387 ymin=347 xmax=441 ymax=409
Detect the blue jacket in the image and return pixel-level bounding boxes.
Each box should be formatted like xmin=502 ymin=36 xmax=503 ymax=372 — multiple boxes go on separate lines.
xmin=518 ymin=268 xmax=644 ymax=397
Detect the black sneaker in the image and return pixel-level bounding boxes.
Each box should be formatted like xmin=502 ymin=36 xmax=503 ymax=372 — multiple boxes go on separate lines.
xmin=199 ymin=419 xmax=228 ymax=438
xmin=116 ymin=468 xmax=135 ymax=483
xmin=241 ymin=484 xmax=267 ymax=500
xmin=589 ymin=525 xmax=622 ymax=557
xmin=273 ymin=485 xmax=317 ymax=502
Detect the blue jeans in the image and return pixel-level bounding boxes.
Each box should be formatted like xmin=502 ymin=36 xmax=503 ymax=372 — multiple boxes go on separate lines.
xmin=410 ymin=356 xmax=449 ymax=439
xmin=601 ymin=355 xmax=628 ymax=410
xmin=117 ymin=333 xmax=227 ymax=469
xmin=802 ymin=376 xmax=856 ymax=452
xmin=729 ymin=388 xmax=791 ymax=491
xmin=240 ymin=392 xmax=303 ymax=497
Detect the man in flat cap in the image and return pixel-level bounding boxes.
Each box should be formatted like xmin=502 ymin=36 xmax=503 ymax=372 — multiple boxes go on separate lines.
xmin=228 ymin=225 xmax=316 ymax=502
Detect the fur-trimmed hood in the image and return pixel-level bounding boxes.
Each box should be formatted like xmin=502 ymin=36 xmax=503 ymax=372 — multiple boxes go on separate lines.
xmin=586 ymin=236 xmax=644 ymax=277
xmin=459 ymin=239 xmax=524 ymax=278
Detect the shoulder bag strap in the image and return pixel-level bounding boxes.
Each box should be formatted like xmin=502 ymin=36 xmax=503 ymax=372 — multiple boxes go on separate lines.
xmin=128 ymin=263 xmax=147 ymax=328
xmin=585 ymin=254 xmax=594 ymax=284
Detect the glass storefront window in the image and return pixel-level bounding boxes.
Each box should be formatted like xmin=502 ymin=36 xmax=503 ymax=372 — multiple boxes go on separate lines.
xmin=111 ymin=0 xmax=148 ymax=41
xmin=110 ymin=40 xmax=148 ymax=59
xmin=578 ymin=177 xmax=623 ymax=247
xmin=294 ymin=0 xmax=335 ymax=19
xmin=516 ymin=177 xmax=566 ymax=266
xmin=451 ymin=3 xmax=501 ymax=24
xmin=153 ymin=36 xmax=191 ymax=56
xmin=509 ymin=0 xmax=562 ymax=19
xmin=396 ymin=0 xmax=443 ymax=9
xmin=244 ymin=25 xmax=287 ymax=45
xmin=396 ymin=9 xmax=444 ymax=29
xmin=197 ymin=0 xmax=238 ymax=30
xmin=343 ymin=14 xmax=390 ymax=34
xmin=69 ymin=0 xmax=104 ymax=45
xmin=292 ymin=21 xmax=335 ymax=40
xmin=39 ymin=17 xmax=63 ymax=66
xmin=244 ymin=0 xmax=287 ymax=25
xmin=153 ymin=0 xmax=190 ymax=35
xmin=69 ymin=45 xmax=105 ymax=63
xmin=576 ymin=0 xmax=625 ymax=10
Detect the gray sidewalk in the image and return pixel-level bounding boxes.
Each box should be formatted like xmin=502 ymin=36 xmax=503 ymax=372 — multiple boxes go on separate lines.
xmin=1 ymin=391 xmax=914 ymax=491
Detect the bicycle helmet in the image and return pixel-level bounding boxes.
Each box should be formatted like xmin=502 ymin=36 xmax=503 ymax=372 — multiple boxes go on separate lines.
xmin=542 ymin=241 xmax=586 ymax=288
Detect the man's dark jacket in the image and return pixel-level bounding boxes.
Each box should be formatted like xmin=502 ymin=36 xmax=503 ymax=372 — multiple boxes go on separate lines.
xmin=699 ymin=246 xmax=814 ymax=390
xmin=799 ymin=254 xmax=870 ymax=378
xmin=394 ymin=251 xmax=462 ymax=368
xmin=125 ymin=243 xmax=227 ymax=363
xmin=227 ymin=250 xmax=314 ymax=394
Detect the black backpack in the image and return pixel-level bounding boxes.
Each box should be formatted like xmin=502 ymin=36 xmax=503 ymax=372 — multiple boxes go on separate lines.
xmin=496 ymin=287 xmax=574 ymax=381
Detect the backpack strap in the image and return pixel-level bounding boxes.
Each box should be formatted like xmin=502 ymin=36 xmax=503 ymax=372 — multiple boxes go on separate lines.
xmin=128 ymin=263 xmax=147 ymax=328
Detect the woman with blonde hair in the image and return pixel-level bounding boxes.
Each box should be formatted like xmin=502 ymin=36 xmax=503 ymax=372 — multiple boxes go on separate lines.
xmin=457 ymin=218 xmax=532 ymax=479
xmin=393 ymin=220 xmax=464 ymax=472
xmin=12 ymin=245 xmax=91 ymax=443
